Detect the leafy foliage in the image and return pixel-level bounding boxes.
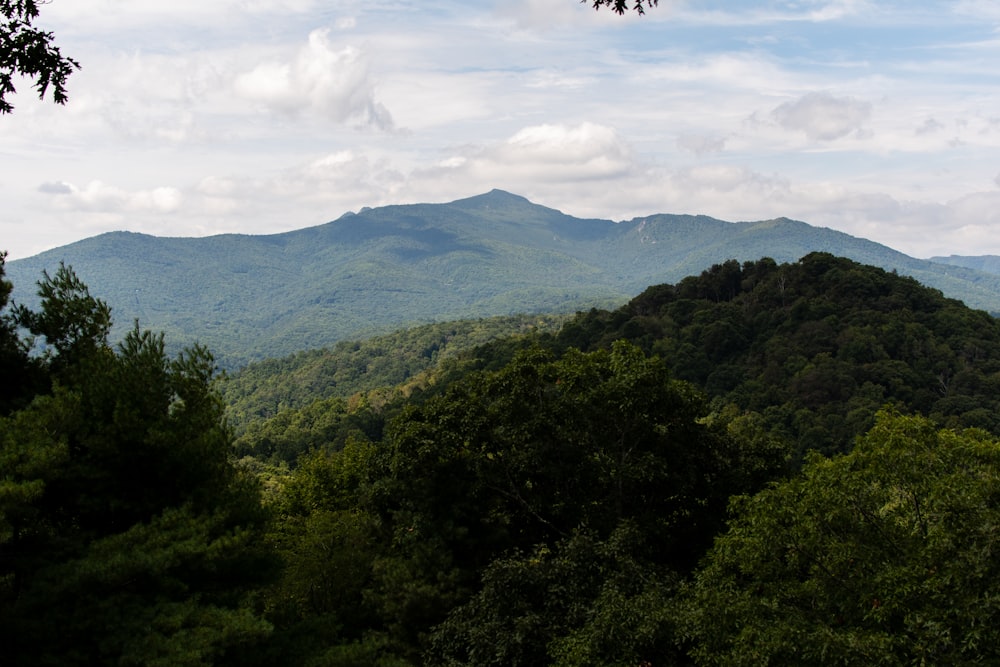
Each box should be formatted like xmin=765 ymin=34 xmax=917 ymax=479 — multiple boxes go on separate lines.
xmin=14 ymin=261 xmax=112 ymax=376
xmin=589 ymin=0 xmax=659 ymax=14
xmin=1 ymin=0 xmax=79 ymax=113
xmin=554 ymin=253 xmax=1000 ymax=456
xmin=685 ymin=411 xmax=1000 ymax=665
xmin=0 ymin=264 xmax=274 ymax=665
xmin=377 ymin=341 xmax=774 ymax=566
xmin=428 ymin=523 xmax=682 ymax=666
xmin=7 ymin=251 xmax=1000 ymax=665
xmin=0 ymin=251 xmax=39 ymax=413
xmin=256 ymin=340 xmax=786 ymax=664
xmin=223 ymin=314 xmax=568 ymax=433
xmin=225 ymin=315 xmax=569 ymax=469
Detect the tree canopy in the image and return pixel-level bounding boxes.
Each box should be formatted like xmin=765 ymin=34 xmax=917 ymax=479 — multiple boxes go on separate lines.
xmin=686 ymin=411 xmax=1000 ymax=665
xmin=7 ymin=252 xmax=1000 ymax=664
xmin=0 ymin=0 xmax=78 ymax=113
xmin=551 ymin=253 xmax=1000 ymax=457
xmin=0 ymin=262 xmax=274 ymax=665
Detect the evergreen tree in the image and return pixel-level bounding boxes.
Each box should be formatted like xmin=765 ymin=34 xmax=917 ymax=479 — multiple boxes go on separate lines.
xmin=0 ymin=251 xmax=39 ymax=413
xmin=0 ymin=263 xmax=274 ymax=665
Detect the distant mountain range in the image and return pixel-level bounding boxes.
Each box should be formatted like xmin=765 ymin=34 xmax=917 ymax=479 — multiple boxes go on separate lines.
xmin=930 ymin=255 xmax=1000 ymax=275
xmin=8 ymin=189 xmax=1000 ymax=367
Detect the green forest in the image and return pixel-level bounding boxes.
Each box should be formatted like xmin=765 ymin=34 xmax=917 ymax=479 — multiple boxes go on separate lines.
xmin=5 ymin=250 xmax=1000 ymax=665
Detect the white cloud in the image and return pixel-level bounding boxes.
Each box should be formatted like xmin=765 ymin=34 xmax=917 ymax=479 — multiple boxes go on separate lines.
xmin=41 ymin=0 xmax=326 ymax=32
xmin=424 ymin=123 xmax=637 ymax=187
xmin=238 ymin=0 xmax=322 ymax=13
xmin=676 ymin=134 xmax=727 ymax=155
xmin=492 ymin=0 xmax=584 ymax=30
xmin=7 ymin=0 xmax=1000 ymax=262
xmin=234 ymin=29 xmax=394 ymax=129
xmin=497 ymin=123 xmax=632 ymax=173
xmin=641 ymin=53 xmax=792 ymax=91
xmin=793 ymin=0 xmax=869 ymax=22
xmin=44 ymin=181 xmax=183 ymax=215
xmin=952 ymin=0 xmax=1000 ymax=22
xmin=673 ymin=0 xmax=870 ymax=26
xmin=183 ymin=124 xmax=641 ymax=223
xmin=38 ymin=181 xmax=74 ymax=195
xmin=771 ymin=92 xmax=872 ymax=141
xmin=178 ymin=150 xmax=406 ymax=227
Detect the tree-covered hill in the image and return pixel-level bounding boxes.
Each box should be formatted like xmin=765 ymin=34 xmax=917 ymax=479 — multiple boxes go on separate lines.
xmin=222 ymin=313 xmax=569 ymax=433
xmin=230 ymin=253 xmax=1000 ymax=470
xmin=9 ymin=190 xmax=1000 ymax=367
xmin=549 ymin=253 xmax=1000 ymax=457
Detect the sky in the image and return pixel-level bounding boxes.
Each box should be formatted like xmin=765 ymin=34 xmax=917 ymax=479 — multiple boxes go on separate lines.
xmin=3 ymin=0 xmax=1000 ymax=260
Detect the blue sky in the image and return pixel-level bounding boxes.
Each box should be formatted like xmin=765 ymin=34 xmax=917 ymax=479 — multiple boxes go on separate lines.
xmin=3 ymin=0 xmax=999 ymax=259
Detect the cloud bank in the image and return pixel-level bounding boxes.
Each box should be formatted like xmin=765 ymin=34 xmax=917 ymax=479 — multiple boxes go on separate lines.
xmin=3 ymin=1 xmax=1000 ymax=262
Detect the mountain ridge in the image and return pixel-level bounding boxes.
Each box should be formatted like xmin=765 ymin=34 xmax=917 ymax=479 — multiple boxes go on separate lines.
xmin=8 ymin=190 xmax=1000 ymax=367
xmin=931 ymin=254 xmax=1000 ymax=275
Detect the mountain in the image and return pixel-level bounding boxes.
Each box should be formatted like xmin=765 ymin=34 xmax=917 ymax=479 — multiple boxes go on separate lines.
xmin=930 ymin=255 xmax=1000 ymax=275
xmin=8 ymin=189 xmax=1000 ymax=367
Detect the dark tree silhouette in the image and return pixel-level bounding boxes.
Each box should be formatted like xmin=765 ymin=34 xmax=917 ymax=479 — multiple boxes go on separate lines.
xmin=1 ymin=0 xmax=79 ymax=113
xmin=588 ymin=0 xmax=659 ymax=14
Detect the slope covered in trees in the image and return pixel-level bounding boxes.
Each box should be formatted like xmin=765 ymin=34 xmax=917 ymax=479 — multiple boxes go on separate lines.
xmin=7 ymin=251 xmax=1000 ymax=665
xmin=223 ymin=313 xmax=568 ymax=433
xmin=255 ymin=341 xmax=786 ymax=665
xmin=551 ymin=253 xmax=1000 ymax=457
xmin=232 ymin=252 xmax=1000 ymax=468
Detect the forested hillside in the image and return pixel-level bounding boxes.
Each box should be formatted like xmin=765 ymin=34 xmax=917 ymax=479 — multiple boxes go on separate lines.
xmin=233 ymin=253 xmax=1000 ymax=466
xmin=11 ymin=190 xmax=1000 ymax=367
xmin=553 ymin=253 xmax=1000 ymax=456
xmin=222 ymin=314 xmax=569 ymax=433
xmin=6 ymin=251 xmax=1000 ymax=665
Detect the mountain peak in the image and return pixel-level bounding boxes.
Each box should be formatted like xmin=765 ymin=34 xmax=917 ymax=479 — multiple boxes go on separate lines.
xmin=450 ymin=189 xmax=535 ymax=210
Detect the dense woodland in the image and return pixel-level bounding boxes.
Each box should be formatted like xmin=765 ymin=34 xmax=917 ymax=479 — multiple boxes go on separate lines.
xmin=5 ymin=250 xmax=1000 ymax=665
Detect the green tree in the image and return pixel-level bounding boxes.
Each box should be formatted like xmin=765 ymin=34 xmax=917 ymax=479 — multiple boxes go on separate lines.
xmin=381 ymin=341 xmax=770 ymax=572
xmin=559 ymin=253 xmax=1000 ymax=457
xmin=1 ymin=0 xmax=79 ymax=113
xmin=686 ymin=410 xmax=1000 ymax=665
xmin=257 ymin=443 xmax=396 ymax=665
xmin=0 ymin=265 xmax=274 ymax=665
xmin=14 ymin=261 xmax=112 ymax=378
xmin=367 ymin=342 xmax=785 ymax=662
xmin=0 ymin=251 xmax=40 ymax=413
xmin=428 ymin=522 xmax=682 ymax=667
